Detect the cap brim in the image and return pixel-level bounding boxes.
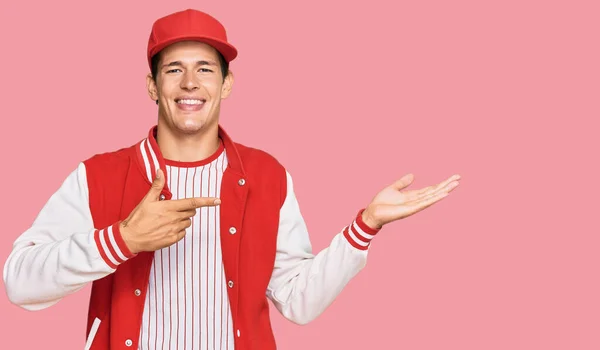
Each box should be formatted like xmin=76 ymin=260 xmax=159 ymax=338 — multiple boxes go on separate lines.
xmin=148 ymin=35 xmax=238 ymax=67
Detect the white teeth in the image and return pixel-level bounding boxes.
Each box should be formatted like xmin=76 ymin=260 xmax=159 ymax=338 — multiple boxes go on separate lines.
xmin=178 ymin=99 xmax=204 ymax=105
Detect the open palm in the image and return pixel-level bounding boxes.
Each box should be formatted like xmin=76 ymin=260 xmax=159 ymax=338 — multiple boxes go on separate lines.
xmin=362 ymin=173 xmax=461 ymax=229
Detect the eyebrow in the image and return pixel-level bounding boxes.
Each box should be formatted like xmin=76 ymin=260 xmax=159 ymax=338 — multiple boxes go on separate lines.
xmin=161 ymin=60 xmax=217 ymax=69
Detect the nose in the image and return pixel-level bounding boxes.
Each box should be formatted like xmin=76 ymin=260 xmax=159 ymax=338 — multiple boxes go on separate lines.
xmin=181 ymin=71 xmax=199 ymax=91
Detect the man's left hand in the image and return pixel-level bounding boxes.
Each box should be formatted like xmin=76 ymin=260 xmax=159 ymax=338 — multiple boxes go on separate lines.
xmin=362 ymin=173 xmax=461 ymax=230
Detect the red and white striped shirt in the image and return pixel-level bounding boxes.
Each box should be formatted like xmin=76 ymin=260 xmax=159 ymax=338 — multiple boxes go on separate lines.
xmin=138 ymin=143 xmax=234 ymax=350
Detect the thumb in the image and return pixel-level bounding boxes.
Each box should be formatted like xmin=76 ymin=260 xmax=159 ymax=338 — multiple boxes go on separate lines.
xmin=145 ymin=168 xmax=165 ymax=201
xmin=390 ymin=173 xmax=414 ymax=190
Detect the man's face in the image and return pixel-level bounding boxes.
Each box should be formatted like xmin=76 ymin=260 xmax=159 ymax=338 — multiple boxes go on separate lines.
xmin=147 ymin=41 xmax=233 ymax=134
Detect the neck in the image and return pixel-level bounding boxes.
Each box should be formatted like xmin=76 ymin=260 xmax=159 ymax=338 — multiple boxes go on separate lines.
xmin=156 ymin=120 xmax=221 ymax=162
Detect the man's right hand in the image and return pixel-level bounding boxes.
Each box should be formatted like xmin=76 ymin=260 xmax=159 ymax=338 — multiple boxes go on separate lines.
xmin=119 ymin=168 xmax=220 ymax=254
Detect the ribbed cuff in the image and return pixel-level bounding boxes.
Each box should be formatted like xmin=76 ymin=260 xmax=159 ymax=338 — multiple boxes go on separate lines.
xmin=93 ymin=222 xmax=136 ymax=269
xmin=343 ymin=209 xmax=381 ymax=251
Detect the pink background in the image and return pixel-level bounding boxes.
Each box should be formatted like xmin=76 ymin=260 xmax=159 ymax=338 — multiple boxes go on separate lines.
xmin=1 ymin=0 xmax=598 ymax=349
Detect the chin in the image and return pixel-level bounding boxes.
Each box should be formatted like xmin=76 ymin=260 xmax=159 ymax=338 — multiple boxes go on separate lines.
xmin=160 ymin=109 xmax=215 ymax=135
xmin=177 ymin=124 xmax=203 ymax=134
xmin=174 ymin=118 xmax=208 ymax=134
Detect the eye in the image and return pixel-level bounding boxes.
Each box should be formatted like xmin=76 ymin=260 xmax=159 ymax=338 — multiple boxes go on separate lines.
xmin=199 ymin=68 xmax=214 ymax=73
xmin=166 ymin=69 xmax=182 ymax=73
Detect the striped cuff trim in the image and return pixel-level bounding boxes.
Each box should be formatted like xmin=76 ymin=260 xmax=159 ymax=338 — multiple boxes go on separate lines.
xmin=355 ymin=208 xmax=381 ymax=234
xmin=94 ymin=223 xmax=135 ymax=269
xmin=343 ymin=209 xmax=381 ymax=251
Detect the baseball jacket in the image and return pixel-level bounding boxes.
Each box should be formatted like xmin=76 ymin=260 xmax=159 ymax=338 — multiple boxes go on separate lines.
xmin=3 ymin=125 xmax=380 ymax=349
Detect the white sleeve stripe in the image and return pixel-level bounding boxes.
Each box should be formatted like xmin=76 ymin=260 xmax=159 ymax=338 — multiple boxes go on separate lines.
xmin=107 ymin=226 xmax=127 ymax=262
xmin=84 ymin=317 xmax=101 ymax=350
xmin=352 ymin=221 xmax=376 ymax=240
xmin=347 ymin=225 xmax=370 ymax=247
xmin=99 ymin=229 xmax=119 ymax=267
xmin=147 ymin=139 xmax=160 ymax=176
xmin=140 ymin=139 xmax=153 ymax=183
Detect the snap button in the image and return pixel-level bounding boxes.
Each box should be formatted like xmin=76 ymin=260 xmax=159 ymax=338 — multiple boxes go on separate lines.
xmin=237 ymin=329 xmax=241 ymax=337
xmin=159 ymin=194 xmax=166 ymax=201
xmin=228 ymin=280 xmax=234 ymax=288
xmin=125 ymin=339 xmax=133 ymax=346
xmin=238 ymin=178 xmax=245 ymax=186
xmin=134 ymin=289 xmax=141 ymax=296
xmin=229 ymin=227 xmax=236 ymax=234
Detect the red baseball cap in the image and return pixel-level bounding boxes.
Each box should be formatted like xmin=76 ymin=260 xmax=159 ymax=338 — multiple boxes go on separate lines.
xmin=147 ymin=9 xmax=238 ymax=69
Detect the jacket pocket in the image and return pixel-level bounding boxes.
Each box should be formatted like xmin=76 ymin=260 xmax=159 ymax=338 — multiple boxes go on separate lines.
xmin=84 ymin=317 xmax=101 ymax=350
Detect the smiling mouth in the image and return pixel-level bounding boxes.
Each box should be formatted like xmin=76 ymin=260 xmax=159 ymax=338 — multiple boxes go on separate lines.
xmin=175 ymin=98 xmax=206 ymax=111
xmin=175 ymin=98 xmax=206 ymax=105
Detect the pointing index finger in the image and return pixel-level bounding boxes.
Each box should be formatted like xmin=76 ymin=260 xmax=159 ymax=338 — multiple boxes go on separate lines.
xmin=166 ymin=197 xmax=221 ymax=211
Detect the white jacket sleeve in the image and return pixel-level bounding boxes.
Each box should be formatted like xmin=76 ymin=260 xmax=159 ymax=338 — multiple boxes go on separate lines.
xmin=3 ymin=162 xmax=135 ymax=311
xmin=266 ymin=171 xmax=380 ymax=325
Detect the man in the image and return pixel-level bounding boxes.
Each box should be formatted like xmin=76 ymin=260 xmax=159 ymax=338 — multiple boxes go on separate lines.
xmin=3 ymin=8 xmax=460 ymax=350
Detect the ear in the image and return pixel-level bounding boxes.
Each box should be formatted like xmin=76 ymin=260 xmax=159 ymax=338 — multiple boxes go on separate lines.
xmin=220 ymin=70 xmax=234 ymax=99
xmin=146 ymin=73 xmax=159 ymax=102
